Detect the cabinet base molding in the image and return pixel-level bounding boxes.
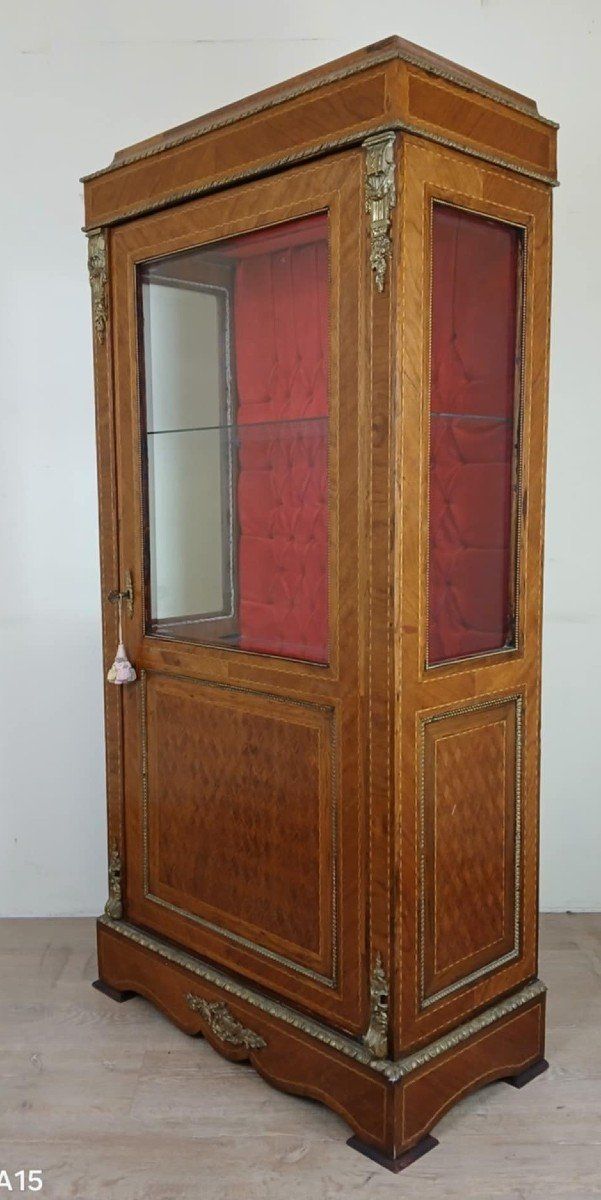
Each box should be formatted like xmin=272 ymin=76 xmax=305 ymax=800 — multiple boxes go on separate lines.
xmin=96 ymin=917 xmax=546 ymax=1164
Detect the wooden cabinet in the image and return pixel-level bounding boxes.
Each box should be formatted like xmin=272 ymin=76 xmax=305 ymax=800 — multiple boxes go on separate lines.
xmin=85 ymin=35 xmax=557 ymax=1170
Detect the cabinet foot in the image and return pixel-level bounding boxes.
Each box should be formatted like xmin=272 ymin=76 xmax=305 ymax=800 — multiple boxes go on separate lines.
xmin=92 ymin=978 xmax=136 ymax=1003
xmin=506 ymin=1057 xmax=549 ymax=1088
xmin=347 ymin=1133 xmax=438 ymax=1173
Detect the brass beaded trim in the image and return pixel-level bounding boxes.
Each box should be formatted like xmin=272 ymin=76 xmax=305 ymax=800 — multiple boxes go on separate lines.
xmin=82 ymin=120 xmax=557 ymax=234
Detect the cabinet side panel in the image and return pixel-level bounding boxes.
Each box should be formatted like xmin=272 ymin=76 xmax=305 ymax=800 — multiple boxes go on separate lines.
xmin=395 ymin=135 xmax=552 ymax=1053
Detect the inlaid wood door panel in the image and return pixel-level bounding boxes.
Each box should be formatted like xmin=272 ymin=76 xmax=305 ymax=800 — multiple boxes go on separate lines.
xmin=394 ymin=134 xmax=551 ymax=1054
xmin=110 ymin=151 xmax=368 ymax=1034
xmin=139 ymin=671 xmax=336 ymax=984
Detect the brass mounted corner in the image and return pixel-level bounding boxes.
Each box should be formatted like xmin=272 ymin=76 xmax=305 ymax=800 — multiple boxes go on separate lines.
xmin=104 ymin=844 xmax=123 ymax=920
xmin=363 ymin=952 xmax=389 ymax=1060
xmin=363 ymin=131 xmax=397 ymax=293
xmin=87 ymin=229 xmax=108 ymax=344
xmin=186 ymin=994 xmax=266 ymax=1050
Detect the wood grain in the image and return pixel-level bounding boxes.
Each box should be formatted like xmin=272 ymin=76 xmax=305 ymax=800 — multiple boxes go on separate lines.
xmin=141 ymin=672 xmax=335 ymax=979
xmin=421 ymin=698 xmax=519 ymax=1003
xmin=82 ymin=38 xmax=557 ymax=229
xmin=394 ymin=134 xmax=552 ymax=1052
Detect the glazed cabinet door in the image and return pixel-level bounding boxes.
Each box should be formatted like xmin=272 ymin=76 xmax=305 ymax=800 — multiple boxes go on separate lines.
xmin=105 ymin=152 xmax=368 ymax=1034
xmin=395 ymin=134 xmax=551 ymax=1053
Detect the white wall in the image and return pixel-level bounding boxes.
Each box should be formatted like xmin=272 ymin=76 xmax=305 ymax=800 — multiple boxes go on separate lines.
xmin=0 ymin=0 xmax=598 ymax=915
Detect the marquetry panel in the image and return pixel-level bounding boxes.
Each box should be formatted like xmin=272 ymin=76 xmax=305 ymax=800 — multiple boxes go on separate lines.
xmin=83 ymin=40 xmax=557 ymax=229
xmin=419 ymin=696 xmax=521 ymax=1008
xmin=142 ymin=671 xmax=336 ymax=983
xmin=406 ymin=71 xmax=554 ymax=174
xmin=83 ymin=67 xmax=389 ymax=228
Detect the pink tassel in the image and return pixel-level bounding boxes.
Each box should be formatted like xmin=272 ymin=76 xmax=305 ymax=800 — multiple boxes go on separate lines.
xmin=107 ymin=594 xmax=137 ymax=685
xmin=107 ymin=642 xmax=137 ymax=685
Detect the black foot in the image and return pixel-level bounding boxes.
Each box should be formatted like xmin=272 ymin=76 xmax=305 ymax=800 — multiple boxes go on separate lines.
xmin=347 ymin=1133 xmax=438 ymax=1173
xmin=92 ymin=979 xmax=136 ymax=1003
xmin=506 ymin=1057 xmax=549 ymax=1089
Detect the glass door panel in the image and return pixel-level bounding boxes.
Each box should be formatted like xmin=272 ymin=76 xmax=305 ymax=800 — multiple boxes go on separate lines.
xmin=138 ymin=212 xmax=330 ymax=664
xmin=427 ymin=202 xmax=524 ymax=666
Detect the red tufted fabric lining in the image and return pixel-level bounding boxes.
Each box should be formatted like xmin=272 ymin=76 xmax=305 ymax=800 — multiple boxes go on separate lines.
xmin=428 ymin=203 xmax=520 ymax=665
xmin=231 ymin=214 xmax=329 ymax=662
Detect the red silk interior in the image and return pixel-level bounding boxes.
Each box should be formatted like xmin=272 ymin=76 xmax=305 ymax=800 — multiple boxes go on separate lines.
xmin=232 ymin=215 xmax=329 ymax=662
xmin=428 ymin=204 xmax=520 ymax=664
xmin=228 ymin=205 xmax=519 ymax=667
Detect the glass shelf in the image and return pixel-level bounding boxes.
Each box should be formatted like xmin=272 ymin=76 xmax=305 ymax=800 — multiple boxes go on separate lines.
xmin=431 ymin=411 xmax=513 ymax=423
xmin=147 ymin=414 xmax=328 ymax=436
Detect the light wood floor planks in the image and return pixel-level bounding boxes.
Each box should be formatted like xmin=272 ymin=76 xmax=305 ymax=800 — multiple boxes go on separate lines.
xmin=1 ymin=915 xmax=600 ymax=1199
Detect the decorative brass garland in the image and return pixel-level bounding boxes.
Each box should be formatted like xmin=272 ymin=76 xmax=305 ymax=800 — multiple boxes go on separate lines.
xmin=363 ymin=132 xmax=396 ymax=292
xmin=104 ymin=845 xmax=123 ymax=920
xmin=99 ymin=915 xmax=545 ymax=1083
xmin=87 ymin=230 xmax=108 ymax=343
xmin=362 ymin=952 xmax=389 ymax=1059
xmin=186 ymin=994 xmax=266 ymax=1050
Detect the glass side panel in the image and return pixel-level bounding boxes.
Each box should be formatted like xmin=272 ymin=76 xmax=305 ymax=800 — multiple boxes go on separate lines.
xmin=138 ymin=213 xmax=330 ymax=664
xmin=428 ymin=203 xmax=523 ymax=666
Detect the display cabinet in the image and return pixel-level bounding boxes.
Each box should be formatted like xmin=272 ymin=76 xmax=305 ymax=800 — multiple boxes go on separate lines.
xmin=84 ymin=35 xmax=557 ymax=1170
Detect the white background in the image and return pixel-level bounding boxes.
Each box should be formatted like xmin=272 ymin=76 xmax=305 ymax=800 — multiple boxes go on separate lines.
xmin=0 ymin=0 xmax=598 ymax=916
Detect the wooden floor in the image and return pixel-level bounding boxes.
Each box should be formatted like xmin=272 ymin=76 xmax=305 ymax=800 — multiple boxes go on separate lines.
xmin=1 ymin=915 xmax=600 ymax=1199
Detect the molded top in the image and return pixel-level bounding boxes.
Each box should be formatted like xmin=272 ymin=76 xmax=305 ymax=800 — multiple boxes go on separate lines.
xmin=86 ymin=35 xmax=553 ymax=182
xmin=82 ymin=35 xmax=557 ymax=228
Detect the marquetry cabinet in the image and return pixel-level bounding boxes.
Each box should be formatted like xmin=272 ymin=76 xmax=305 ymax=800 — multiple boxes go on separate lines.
xmin=85 ymin=36 xmax=556 ymax=1170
